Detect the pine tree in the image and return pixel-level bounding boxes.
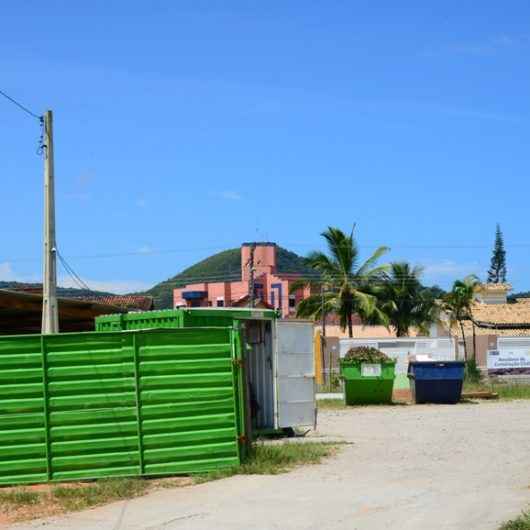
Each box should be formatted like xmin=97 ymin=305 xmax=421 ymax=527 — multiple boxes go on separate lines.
xmin=487 ymin=224 xmax=507 ymax=283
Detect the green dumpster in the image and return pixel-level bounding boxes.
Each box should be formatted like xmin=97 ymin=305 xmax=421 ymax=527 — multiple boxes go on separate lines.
xmin=339 ymin=347 xmax=396 ymax=405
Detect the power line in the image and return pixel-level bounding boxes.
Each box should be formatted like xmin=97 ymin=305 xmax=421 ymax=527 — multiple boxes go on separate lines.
xmin=0 ymin=88 xmax=41 ymax=120
xmin=56 ymin=250 xmax=92 ymax=292
xmin=58 ymin=259 xmax=89 ymax=291
xmin=3 ymin=241 xmax=530 ymax=265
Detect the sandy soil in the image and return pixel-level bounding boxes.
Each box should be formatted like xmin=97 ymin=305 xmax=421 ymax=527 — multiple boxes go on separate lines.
xmin=8 ymin=400 xmax=530 ymax=530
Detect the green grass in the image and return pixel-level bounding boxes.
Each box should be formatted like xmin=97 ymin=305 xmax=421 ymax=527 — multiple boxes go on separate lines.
xmin=0 ymin=489 xmax=40 ymax=507
xmin=499 ymin=511 xmax=530 ymax=529
xmin=495 ymin=385 xmax=530 ymax=400
xmin=318 ymin=398 xmax=410 ymax=409
xmin=51 ymin=478 xmax=147 ymax=511
xmin=196 ymin=442 xmax=338 ymax=483
xmin=463 ymin=382 xmax=530 ymax=400
xmin=0 ymin=444 xmax=338 ymax=516
xmin=317 ymin=399 xmax=346 ymax=409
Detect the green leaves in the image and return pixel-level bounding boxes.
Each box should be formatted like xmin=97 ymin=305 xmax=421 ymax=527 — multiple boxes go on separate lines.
xmin=487 ymin=223 xmax=507 ymax=284
xmin=377 ymin=262 xmax=440 ymax=337
xmin=294 ymin=226 xmax=389 ymax=337
xmin=442 ymin=275 xmax=480 ymax=361
xmin=443 ymin=274 xmax=479 ymax=322
xmin=343 ymin=346 xmax=393 ymax=363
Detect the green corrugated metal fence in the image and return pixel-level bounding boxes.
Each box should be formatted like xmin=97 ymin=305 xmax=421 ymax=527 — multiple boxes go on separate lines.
xmin=95 ymin=308 xmax=278 ymax=333
xmin=0 ymin=327 xmax=244 ymax=486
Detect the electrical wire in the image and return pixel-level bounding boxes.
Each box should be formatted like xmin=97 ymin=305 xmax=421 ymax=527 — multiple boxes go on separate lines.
xmin=59 ymin=262 xmax=89 ymax=291
xmin=0 ymin=88 xmax=41 ymax=120
xmin=3 ymin=241 xmax=530 ymax=265
xmin=56 ymin=250 xmax=93 ymax=292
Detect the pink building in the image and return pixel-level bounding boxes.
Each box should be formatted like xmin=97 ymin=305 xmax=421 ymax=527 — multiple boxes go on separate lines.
xmin=173 ymin=243 xmax=312 ymax=317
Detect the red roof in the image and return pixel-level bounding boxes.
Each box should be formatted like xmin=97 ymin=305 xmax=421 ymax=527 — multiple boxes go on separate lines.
xmin=79 ymin=295 xmax=154 ymax=311
xmin=232 ymin=295 xmax=274 ymax=309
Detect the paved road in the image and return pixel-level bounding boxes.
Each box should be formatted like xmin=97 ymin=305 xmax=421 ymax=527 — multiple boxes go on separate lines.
xmin=11 ymin=401 xmax=530 ymax=530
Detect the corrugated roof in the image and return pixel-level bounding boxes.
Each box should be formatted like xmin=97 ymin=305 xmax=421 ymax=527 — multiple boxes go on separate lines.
xmin=0 ymin=289 xmax=124 ymax=334
xmin=454 ymin=300 xmax=530 ymax=337
xmin=472 ymin=300 xmax=530 ymax=325
xmin=475 ymin=283 xmax=512 ymax=293
xmin=77 ymin=295 xmax=154 ymax=311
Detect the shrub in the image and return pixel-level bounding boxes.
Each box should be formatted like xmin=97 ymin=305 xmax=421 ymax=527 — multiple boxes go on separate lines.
xmin=465 ymin=359 xmax=482 ymax=384
xmin=343 ymin=346 xmax=393 ymax=363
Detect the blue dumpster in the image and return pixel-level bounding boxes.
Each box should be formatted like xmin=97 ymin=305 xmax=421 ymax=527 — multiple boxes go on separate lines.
xmin=408 ymin=361 xmax=465 ymax=404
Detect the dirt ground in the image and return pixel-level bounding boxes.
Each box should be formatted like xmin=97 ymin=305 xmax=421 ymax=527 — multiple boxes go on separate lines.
xmin=8 ymin=400 xmax=530 ymax=530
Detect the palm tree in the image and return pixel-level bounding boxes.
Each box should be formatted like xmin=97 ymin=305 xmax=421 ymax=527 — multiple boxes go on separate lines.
xmin=442 ymin=275 xmax=479 ymax=361
xmin=290 ymin=226 xmax=389 ymax=338
xmin=378 ymin=262 xmax=440 ymax=337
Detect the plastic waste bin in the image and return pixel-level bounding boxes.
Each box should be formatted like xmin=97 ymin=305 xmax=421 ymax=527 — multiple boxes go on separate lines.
xmin=407 ymin=361 xmax=465 ymax=404
xmin=340 ymin=359 xmax=396 ymax=405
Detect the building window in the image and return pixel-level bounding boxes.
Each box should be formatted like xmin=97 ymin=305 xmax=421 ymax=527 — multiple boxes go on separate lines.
xmin=271 ymin=283 xmax=282 ymax=311
xmin=216 ymin=297 xmax=225 ymax=307
xmin=254 ymin=283 xmax=263 ymax=301
xmin=289 ymin=295 xmax=296 ymax=309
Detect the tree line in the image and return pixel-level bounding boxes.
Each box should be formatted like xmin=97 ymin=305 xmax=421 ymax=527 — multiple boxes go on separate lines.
xmin=290 ymin=226 xmax=487 ymax=359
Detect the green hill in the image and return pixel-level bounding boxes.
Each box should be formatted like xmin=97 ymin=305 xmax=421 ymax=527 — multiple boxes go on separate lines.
xmin=143 ymin=246 xmax=314 ymax=309
xmin=0 ymin=281 xmax=113 ymax=298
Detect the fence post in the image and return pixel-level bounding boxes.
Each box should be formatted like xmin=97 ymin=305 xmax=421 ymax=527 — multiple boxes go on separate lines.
xmin=132 ymin=332 xmax=145 ymax=476
xmin=40 ymin=335 xmax=53 ymax=482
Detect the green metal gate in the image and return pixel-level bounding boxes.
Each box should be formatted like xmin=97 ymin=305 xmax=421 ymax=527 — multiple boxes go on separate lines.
xmin=0 ymin=327 xmax=244 ymax=486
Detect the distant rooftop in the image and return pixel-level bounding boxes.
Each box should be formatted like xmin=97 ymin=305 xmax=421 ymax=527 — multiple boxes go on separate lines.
xmin=475 ymin=283 xmax=513 ymax=293
xmin=78 ymin=295 xmax=154 ymax=311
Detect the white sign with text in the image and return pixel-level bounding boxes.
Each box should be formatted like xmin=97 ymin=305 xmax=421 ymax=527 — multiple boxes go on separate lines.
xmin=487 ymin=349 xmax=530 ymax=370
xmin=361 ymin=363 xmax=382 ymax=377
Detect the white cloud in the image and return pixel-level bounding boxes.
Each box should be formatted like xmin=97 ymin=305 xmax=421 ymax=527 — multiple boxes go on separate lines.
xmin=0 ymin=262 xmax=16 ymax=281
xmin=219 ymin=191 xmax=242 ymax=201
xmin=0 ymin=262 xmax=38 ymax=283
xmin=422 ymin=260 xmax=480 ymax=279
xmin=423 ymin=34 xmax=530 ymax=58
xmin=64 ymin=171 xmax=95 ymax=201
xmin=137 ymin=245 xmax=154 ymax=255
xmin=0 ymin=261 xmax=150 ymax=294
xmin=64 ymin=192 xmax=91 ymax=201
xmin=59 ymin=276 xmax=151 ymax=294
xmin=76 ymin=172 xmax=94 ymax=187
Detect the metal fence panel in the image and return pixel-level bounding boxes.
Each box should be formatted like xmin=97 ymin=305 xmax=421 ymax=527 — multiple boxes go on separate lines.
xmin=0 ymin=328 xmax=241 ymax=485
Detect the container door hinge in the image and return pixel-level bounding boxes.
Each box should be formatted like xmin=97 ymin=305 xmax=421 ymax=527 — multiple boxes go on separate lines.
xmin=232 ymin=358 xmax=244 ymax=368
xmin=238 ymin=435 xmax=248 ymax=444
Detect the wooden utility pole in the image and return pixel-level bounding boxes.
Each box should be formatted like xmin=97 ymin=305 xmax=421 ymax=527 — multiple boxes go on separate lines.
xmin=41 ymin=110 xmax=59 ymax=334
xmin=321 ymin=285 xmax=327 ymax=338
xmin=321 ymin=284 xmax=330 ymax=389
xmin=248 ymin=243 xmax=256 ymax=309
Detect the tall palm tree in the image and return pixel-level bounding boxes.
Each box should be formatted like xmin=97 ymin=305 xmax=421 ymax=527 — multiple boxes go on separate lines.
xmin=378 ymin=262 xmax=440 ymax=337
xmin=290 ymin=226 xmax=389 ymax=338
xmin=442 ymin=275 xmax=479 ymax=361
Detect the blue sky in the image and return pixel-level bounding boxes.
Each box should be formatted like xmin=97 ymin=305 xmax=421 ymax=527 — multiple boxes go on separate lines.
xmin=1 ymin=1 xmax=529 ymax=293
